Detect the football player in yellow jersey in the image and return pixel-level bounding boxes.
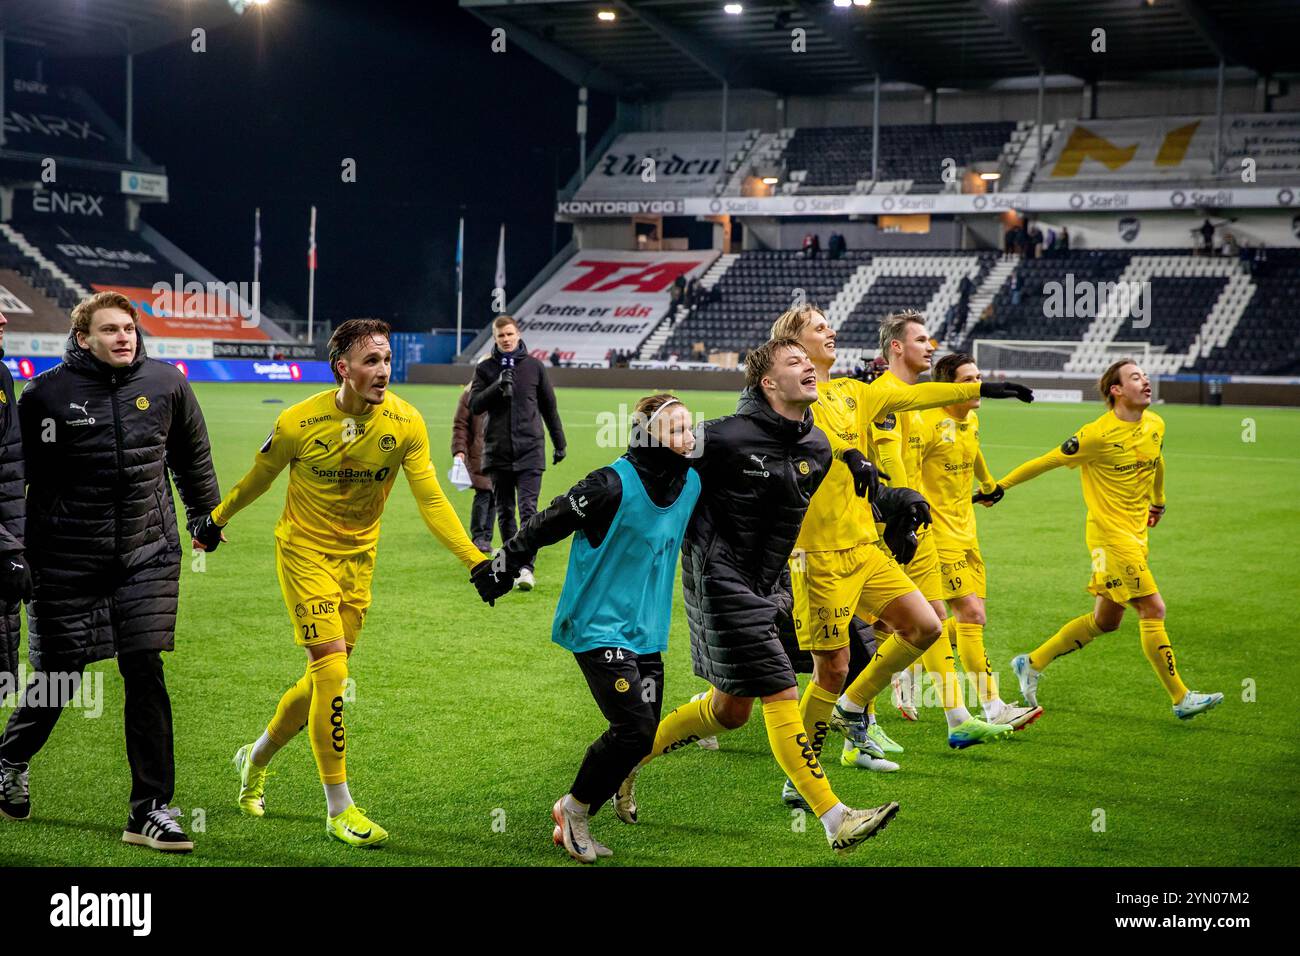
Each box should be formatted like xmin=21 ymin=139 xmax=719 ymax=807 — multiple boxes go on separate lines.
xmin=766 ymin=305 xmax=1034 ymax=795
xmin=917 ymin=353 xmax=1041 ymax=731
xmin=867 ymin=312 xmax=1015 ymax=749
xmin=192 ymin=320 xmax=494 ymax=847
xmin=995 ymin=359 xmax=1222 ymax=720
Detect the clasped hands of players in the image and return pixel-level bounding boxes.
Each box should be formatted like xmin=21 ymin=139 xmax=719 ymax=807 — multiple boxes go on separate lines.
xmin=471 ymin=553 xmax=514 ymax=606
xmin=190 ymin=513 xmax=227 ymax=553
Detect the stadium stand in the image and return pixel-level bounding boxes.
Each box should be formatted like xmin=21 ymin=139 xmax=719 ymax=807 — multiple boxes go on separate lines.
xmin=779 ymin=122 xmax=1017 ymax=195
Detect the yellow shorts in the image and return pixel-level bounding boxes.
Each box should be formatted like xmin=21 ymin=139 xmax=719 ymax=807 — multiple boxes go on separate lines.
xmin=1086 ymin=536 xmax=1158 ymax=605
xmin=902 ymin=529 xmax=943 ymax=603
xmin=275 ymin=539 xmax=376 ymax=648
xmin=938 ymin=546 xmax=986 ymax=601
xmin=789 ymin=542 xmax=916 ymax=651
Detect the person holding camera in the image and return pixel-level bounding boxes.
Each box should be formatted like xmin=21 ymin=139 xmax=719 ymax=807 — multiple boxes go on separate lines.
xmin=468 ymin=315 xmax=566 ymax=590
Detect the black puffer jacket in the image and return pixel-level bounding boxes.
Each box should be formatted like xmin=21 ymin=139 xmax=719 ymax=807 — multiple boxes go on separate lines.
xmin=19 ymin=332 xmax=220 ymax=669
xmin=0 ymin=350 xmax=24 ymax=684
xmin=468 ymin=340 xmax=566 ymax=473
xmin=683 ymin=387 xmax=832 ymax=698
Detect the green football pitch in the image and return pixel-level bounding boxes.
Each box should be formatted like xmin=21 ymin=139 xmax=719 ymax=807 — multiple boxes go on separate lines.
xmin=2 ymin=383 xmax=1297 ymax=867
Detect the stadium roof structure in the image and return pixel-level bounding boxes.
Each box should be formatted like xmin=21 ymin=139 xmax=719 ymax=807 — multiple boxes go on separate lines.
xmin=459 ymin=0 xmax=1300 ymax=96
xmin=0 ymin=0 xmax=242 ymax=58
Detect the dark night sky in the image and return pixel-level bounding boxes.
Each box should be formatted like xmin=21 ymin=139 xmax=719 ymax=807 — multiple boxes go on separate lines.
xmin=40 ymin=0 xmax=613 ymax=334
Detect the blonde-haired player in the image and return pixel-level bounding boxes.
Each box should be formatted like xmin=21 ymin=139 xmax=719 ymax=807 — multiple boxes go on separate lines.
xmin=996 ymin=359 xmax=1222 ymax=720
xmin=916 ymin=352 xmax=1040 ymax=730
xmin=766 ymin=305 xmax=1035 ymax=799
xmin=205 ymin=319 xmax=494 ymax=847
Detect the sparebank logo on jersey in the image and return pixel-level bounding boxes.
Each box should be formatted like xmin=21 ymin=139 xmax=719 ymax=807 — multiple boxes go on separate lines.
xmin=67 ymin=400 xmax=95 ymax=426
xmin=309 ymin=464 xmax=391 ymax=483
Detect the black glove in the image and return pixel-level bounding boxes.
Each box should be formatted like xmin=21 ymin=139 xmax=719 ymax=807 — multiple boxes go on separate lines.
xmin=842 ymin=449 xmax=888 ymax=502
xmin=882 ymin=500 xmax=931 ymax=566
xmin=189 ymin=513 xmax=224 ymax=553
xmin=552 ymin=447 xmax=566 ymax=466
xmin=972 ymin=485 xmax=1006 ymax=506
xmin=0 ymin=552 xmax=33 ymax=603
xmin=980 ymin=381 xmax=1035 ymax=403
xmin=470 ymin=557 xmax=513 ymax=606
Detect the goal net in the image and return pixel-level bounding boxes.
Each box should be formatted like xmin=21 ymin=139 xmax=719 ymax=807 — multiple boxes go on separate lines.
xmin=971 ymin=339 xmax=1160 ymax=400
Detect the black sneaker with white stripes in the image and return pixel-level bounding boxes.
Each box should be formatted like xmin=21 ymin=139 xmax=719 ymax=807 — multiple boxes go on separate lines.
xmin=0 ymin=758 xmax=30 ymax=821
xmin=122 ymin=800 xmax=194 ymax=853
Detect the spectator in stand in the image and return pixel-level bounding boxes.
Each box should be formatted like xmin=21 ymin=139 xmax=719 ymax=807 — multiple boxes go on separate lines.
xmin=1220 ymin=232 xmax=1240 ymax=258
xmin=1198 ymin=219 xmax=1216 ymax=256
xmin=469 ymin=314 xmax=567 ymax=591
xmin=1004 ymin=221 xmax=1022 ymax=257
xmin=828 ymin=232 xmax=846 ymax=260
xmin=1010 ymin=272 xmax=1022 ymax=307
xmin=670 ymin=275 xmax=686 ymax=310
xmin=550 ymin=348 xmax=562 ymax=368
xmin=1237 ymin=238 xmax=1253 ymax=274
xmin=1044 ymin=226 xmax=1058 ymax=257
xmin=957 ymin=274 xmax=974 ymax=326
xmin=802 ymin=233 xmax=821 ymax=260
xmin=605 ymin=348 xmax=614 ymax=369
xmin=1028 ymin=222 xmax=1044 ymax=259
xmin=1060 ymin=226 xmax=1070 ymax=253
xmin=452 ymin=382 xmax=495 ymax=555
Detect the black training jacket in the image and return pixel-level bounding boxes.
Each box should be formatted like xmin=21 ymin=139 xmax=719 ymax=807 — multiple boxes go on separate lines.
xmin=682 ymin=387 xmax=833 ymax=698
xmin=468 ymin=340 xmax=566 ymax=473
xmin=0 ymin=349 xmax=24 ymax=682
xmin=18 ymin=332 xmax=220 ymax=666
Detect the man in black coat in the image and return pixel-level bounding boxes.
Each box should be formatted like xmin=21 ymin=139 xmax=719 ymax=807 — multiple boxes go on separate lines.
xmin=0 ymin=292 xmax=220 ymax=853
xmin=0 ymin=310 xmax=32 ymax=698
xmin=468 ymin=314 xmax=565 ymax=591
xmin=614 ymin=338 xmax=900 ymax=857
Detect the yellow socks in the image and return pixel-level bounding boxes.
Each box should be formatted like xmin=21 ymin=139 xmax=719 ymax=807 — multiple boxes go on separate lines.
xmin=920 ymin=632 xmax=962 ymax=710
xmin=1139 ymin=619 xmax=1189 ymax=703
xmin=648 ymin=689 xmax=729 ymax=760
xmin=955 ymin=622 xmax=997 ymax=704
xmin=764 ymin=697 xmax=837 ymax=817
xmin=1029 ymin=613 xmax=1103 ymax=671
xmin=798 ymin=680 xmax=839 ymax=760
xmin=307 ymin=652 xmax=349 ymax=785
xmin=842 ymin=634 xmax=923 ymax=710
xmin=943 ymin=616 xmax=957 ymax=651
xmin=266 ymin=671 xmax=313 ymax=749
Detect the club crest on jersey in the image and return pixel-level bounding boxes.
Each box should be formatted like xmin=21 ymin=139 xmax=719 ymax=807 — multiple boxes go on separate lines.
xmin=875 ymin=413 xmax=896 ymax=431
xmin=844 ymin=396 xmax=857 ymax=411
xmin=614 ymin=678 xmax=630 ymax=693
xmin=798 ymin=460 xmax=810 ymax=475
xmin=135 ymin=396 xmax=150 ymax=411
xmin=1061 ymin=435 xmax=1080 ymax=456
xmin=379 ymin=434 xmax=397 ymax=452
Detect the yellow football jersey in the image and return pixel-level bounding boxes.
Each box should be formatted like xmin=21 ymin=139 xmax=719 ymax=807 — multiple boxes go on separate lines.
xmin=212 ymin=388 xmax=482 ymax=564
xmin=999 ymin=408 xmax=1166 ymax=544
xmin=795 ymin=376 xmax=982 ymax=552
xmin=867 ymin=369 xmax=927 ymax=493
xmin=917 ymin=407 xmax=996 ymax=551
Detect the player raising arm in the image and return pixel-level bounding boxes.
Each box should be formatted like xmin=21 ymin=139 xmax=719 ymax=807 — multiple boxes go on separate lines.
xmin=476 ymin=393 xmax=700 ymax=864
xmin=993 ymin=360 xmax=1222 ymax=720
xmin=192 ymin=319 xmax=493 ymax=847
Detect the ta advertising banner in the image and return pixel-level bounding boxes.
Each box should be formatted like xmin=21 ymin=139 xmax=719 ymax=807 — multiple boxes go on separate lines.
xmin=5 ymin=357 xmax=332 ymax=384
xmin=510 ymin=249 xmax=718 ymax=364
xmin=574 ymin=132 xmax=746 ymax=200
